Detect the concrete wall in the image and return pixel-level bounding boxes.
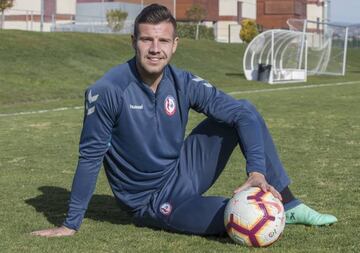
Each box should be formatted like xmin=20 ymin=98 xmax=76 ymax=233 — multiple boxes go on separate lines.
xmin=7 ymin=0 xmax=76 ymax=14
xmin=7 ymin=0 xmax=42 ymax=14
xmin=3 ymin=0 xmax=76 ymax=31
xmin=57 ymin=0 xmax=76 ymax=14
xmin=76 ymin=2 xmax=141 ymax=23
xmin=215 ymin=21 xmax=240 ymax=43
xmin=219 ymin=0 xmax=237 ymax=16
xmin=307 ymin=2 xmax=324 ymax=22
xmin=241 ymin=0 xmax=256 ymax=19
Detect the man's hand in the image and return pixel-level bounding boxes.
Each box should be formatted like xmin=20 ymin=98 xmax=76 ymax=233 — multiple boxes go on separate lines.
xmin=233 ymin=172 xmax=282 ymax=200
xmin=30 ymin=226 xmax=76 ymax=237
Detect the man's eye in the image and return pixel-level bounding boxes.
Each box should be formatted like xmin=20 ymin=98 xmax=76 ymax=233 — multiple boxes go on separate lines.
xmin=141 ymin=38 xmax=152 ymax=42
xmin=160 ymin=40 xmax=171 ymax=43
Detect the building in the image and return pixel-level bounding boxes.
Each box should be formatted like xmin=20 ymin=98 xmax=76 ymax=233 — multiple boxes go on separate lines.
xmin=75 ymin=0 xmax=325 ymax=42
xmin=74 ymin=0 xmax=256 ymax=42
xmin=257 ymin=0 xmax=307 ymax=29
xmin=257 ymin=0 xmax=326 ymax=30
xmin=2 ymin=0 xmax=76 ymax=31
xmin=307 ymin=0 xmax=325 ymax=23
xmin=2 ymin=0 xmax=325 ymax=43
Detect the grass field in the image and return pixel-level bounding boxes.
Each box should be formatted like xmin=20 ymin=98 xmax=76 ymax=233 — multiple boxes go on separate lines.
xmin=0 ymin=30 xmax=360 ymax=252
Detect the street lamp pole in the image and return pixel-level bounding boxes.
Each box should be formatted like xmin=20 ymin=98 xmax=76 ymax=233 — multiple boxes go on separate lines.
xmin=324 ymin=0 xmax=331 ymax=23
xmin=173 ymin=0 xmax=176 ymax=18
xmin=40 ymin=0 xmax=44 ymax=32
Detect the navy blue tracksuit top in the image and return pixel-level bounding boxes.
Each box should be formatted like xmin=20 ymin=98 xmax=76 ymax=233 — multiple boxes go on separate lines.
xmin=63 ymin=58 xmax=266 ymax=230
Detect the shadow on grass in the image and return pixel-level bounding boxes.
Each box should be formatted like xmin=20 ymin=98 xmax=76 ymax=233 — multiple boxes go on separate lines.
xmin=225 ymin=72 xmax=245 ymax=78
xmin=347 ymin=70 xmax=360 ymax=73
xmin=25 ymin=186 xmax=234 ymax=244
xmin=25 ymin=186 xmax=133 ymax=227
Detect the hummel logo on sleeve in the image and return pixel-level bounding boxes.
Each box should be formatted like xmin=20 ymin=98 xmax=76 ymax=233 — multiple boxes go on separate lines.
xmin=87 ymin=106 xmax=95 ymax=115
xmin=86 ymin=90 xmax=99 ymax=116
xmin=192 ymin=76 xmax=204 ymax=82
xmin=88 ymin=90 xmax=99 ymax=104
xmin=192 ymin=76 xmax=213 ymax=88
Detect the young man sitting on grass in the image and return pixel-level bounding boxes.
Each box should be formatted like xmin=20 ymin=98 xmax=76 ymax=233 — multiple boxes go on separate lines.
xmin=31 ymin=4 xmax=337 ymax=237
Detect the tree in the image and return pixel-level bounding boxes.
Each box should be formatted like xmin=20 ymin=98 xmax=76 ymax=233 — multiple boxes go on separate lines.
xmin=185 ymin=4 xmax=207 ymax=40
xmin=106 ymin=9 xmax=128 ymax=33
xmin=240 ymin=19 xmax=259 ymax=43
xmin=0 ymin=0 xmax=14 ymax=29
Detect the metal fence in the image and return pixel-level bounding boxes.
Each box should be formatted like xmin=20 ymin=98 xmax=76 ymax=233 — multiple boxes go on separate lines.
xmin=1 ymin=0 xmax=176 ymax=33
xmin=348 ymin=24 xmax=360 ymax=48
xmin=52 ymin=19 xmax=134 ymax=34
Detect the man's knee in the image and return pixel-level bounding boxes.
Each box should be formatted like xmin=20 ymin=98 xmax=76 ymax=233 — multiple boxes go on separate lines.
xmin=237 ymin=99 xmax=258 ymax=113
xmin=237 ymin=99 xmax=265 ymax=124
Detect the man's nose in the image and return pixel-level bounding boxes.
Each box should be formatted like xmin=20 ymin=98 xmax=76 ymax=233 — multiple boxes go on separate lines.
xmin=149 ymin=40 xmax=160 ymax=53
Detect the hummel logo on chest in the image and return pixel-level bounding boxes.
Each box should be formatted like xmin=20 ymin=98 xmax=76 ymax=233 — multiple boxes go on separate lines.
xmin=129 ymin=104 xmax=144 ymax=110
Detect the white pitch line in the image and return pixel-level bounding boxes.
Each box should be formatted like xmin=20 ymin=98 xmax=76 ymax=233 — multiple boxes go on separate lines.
xmin=0 ymin=80 xmax=359 ymax=118
xmin=0 ymin=106 xmax=84 ymax=117
xmin=228 ymin=80 xmax=360 ymax=95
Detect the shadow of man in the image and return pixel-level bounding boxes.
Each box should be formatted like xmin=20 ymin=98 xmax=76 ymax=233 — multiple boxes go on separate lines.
xmin=25 ymin=186 xmax=133 ymax=227
xmin=26 ymin=186 xmax=232 ymax=244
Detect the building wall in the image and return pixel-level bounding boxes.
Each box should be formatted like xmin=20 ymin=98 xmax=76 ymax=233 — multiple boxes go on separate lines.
xmin=307 ymin=0 xmax=324 ymax=22
xmin=7 ymin=0 xmax=42 ymax=14
xmin=7 ymin=0 xmax=76 ymax=14
xmin=219 ymin=0 xmax=237 ymax=16
xmin=58 ymin=0 xmax=77 ymax=14
xmin=77 ymin=0 xmax=175 ymax=17
xmin=3 ymin=0 xmax=76 ymax=31
xmin=76 ymin=2 xmax=141 ymax=23
xmin=175 ymin=0 xmax=218 ymax=21
xmin=241 ymin=0 xmax=256 ymax=19
xmin=257 ymin=0 xmax=307 ymax=29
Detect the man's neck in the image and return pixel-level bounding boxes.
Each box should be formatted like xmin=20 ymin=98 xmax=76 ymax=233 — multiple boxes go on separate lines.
xmin=136 ymin=63 xmax=163 ymax=93
xmin=142 ymin=73 xmax=163 ymax=93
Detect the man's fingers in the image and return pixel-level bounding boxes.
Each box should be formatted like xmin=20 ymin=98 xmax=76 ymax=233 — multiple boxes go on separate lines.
xmin=233 ymin=183 xmax=250 ymax=194
xmin=268 ymin=186 xmax=282 ymax=201
xmin=260 ymin=183 xmax=268 ymax=193
xmin=30 ymin=230 xmax=51 ymax=236
xmin=30 ymin=227 xmax=76 ymax=237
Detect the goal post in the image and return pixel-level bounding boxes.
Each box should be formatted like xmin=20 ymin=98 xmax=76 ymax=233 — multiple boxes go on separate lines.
xmin=287 ymin=19 xmax=349 ymax=77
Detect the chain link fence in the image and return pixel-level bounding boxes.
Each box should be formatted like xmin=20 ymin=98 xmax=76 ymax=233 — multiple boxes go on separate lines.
xmin=1 ymin=0 xmax=176 ymax=34
xmin=348 ymin=24 xmax=360 ymax=48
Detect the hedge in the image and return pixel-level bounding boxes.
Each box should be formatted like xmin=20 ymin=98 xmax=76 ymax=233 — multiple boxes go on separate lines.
xmin=177 ymin=23 xmax=214 ymax=40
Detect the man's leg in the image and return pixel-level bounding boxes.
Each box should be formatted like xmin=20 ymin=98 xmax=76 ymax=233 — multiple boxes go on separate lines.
xmin=155 ymin=118 xmax=238 ymax=235
xmin=237 ymin=100 xmax=337 ymax=226
xmin=149 ymin=100 xmax=336 ymax=235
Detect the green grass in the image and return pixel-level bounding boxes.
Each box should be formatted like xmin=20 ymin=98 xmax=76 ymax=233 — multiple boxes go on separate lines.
xmin=1 ymin=30 xmax=360 ymax=252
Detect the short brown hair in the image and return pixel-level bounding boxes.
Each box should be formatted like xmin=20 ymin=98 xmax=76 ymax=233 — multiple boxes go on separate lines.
xmin=133 ymin=4 xmax=177 ymax=38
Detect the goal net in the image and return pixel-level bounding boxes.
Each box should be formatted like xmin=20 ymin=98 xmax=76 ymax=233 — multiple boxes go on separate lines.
xmin=287 ymin=19 xmax=348 ymax=76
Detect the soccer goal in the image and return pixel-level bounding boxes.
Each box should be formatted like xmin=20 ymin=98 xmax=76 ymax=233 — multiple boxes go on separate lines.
xmin=287 ymin=19 xmax=349 ymax=77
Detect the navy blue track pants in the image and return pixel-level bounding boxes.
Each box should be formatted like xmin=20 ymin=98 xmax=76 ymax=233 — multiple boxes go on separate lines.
xmin=135 ymin=100 xmax=291 ymax=235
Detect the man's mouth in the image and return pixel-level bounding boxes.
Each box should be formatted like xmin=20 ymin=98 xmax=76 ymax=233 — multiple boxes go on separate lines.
xmin=146 ymin=56 xmax=164 ymax=63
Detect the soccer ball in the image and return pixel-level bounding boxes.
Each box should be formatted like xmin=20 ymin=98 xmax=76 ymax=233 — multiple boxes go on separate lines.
xmin=224 ymin=187 xmax=285 ymax=247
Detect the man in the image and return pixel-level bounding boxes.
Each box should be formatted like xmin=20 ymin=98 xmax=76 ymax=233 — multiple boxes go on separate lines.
xmin=31 ymin=4 xmax=337 ymax=237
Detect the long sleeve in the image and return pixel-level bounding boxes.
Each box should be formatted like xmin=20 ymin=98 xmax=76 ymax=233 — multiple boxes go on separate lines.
xmin=63 ymin=82 xmax=120 ymax=230
xmin=185 ymin=73 xmax=266 ymax=175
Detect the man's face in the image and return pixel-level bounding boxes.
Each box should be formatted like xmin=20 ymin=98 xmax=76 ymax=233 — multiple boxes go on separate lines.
xmin=132 ymin=22 xmax=178 ymax=80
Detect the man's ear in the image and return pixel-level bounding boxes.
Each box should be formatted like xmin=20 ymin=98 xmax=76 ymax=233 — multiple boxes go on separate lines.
xmin=131 ymin=34 xmax=136 ymax=49
xmin=172 ymin=37 xmax=179 ymax=54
